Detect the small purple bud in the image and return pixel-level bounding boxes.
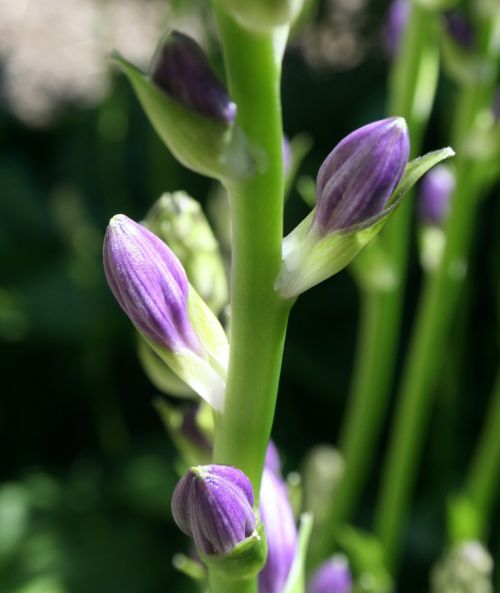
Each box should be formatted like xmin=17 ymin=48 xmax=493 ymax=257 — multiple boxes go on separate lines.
xmin=259 ymin=467 xmax=297 ymax=593
xmin=385 ymin=0 xmax=410 ymax=59
xmin=103 ymin=214 xmax=200 ymax=353
xmin=172 ymin=465 xmax=256 ymax=557
xmin=308 ymin=556 xmax=353 ymax=593
xmin=265 ymin=441 xmax=282 ymax=476
xmin=151 ymin=31 xmax=236 ymax=124
xmin=314 ymin=117 xmax=410 ymax=233
xmin=444 ymin=11 xmax=475 ymax=49
xmin=418 ymin=165 xmax=455 ymax=226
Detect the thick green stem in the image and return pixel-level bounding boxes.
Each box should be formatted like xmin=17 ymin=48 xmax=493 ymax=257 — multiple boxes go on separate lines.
xmin=374 ymin=16 xmax=499 ymax=569
xmin=209 ymin=6 xmax=290 ymax=593
xmin=465 ymin=369 xmax=500 ymax=533
xmin=311 ymin=2 xmax=439 ymax=563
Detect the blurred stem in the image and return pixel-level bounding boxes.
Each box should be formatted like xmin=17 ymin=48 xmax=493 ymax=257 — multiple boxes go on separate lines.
xmin=374 ymin=16 xmax=499 ymax=570
xmin=465 ymin=368 xmax=500 ymax=533
xmin=210 ymin=7 xmax=289 ymax=593
xmin=311 ymin=2 xmax=439 ymax=563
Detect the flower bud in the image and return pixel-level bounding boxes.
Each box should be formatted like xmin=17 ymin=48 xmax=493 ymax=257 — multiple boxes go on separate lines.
xmin=113 ymin=33 xmax=254 ymax=180
xmin=314 ymin=117 xmax=409 ymax=234
xmin=265 ymin=441 xmax=282 ymax=476
xmin=172 ymin=465 xmax=266 ymax=578
xmin=144 ymin=192 xmax=228 ymax=316
xmin=103 ymin=214 xmax=228 ymax=411
xmin=151 ymin=31 xmax=236 ymax=125
xmin=308 ymin=556 xmax=352 ymax=593
xmin=418 ymin=165 xmax=455 ymax=227
xmin=259 ymin=467 xmax=297 ymax=593
xmin=431 ymin=541 xmax=494 ymax=593
xmin=172 ymin=465 xmax=255 ymax=556
xmin=385 ymin=0 xmax=410 ymax=59
xmin=275 ymin=119 xmax=454 ymax=298
xmin=444 ymin=11 xmax=475 ymax=49
xmin=104 ymin=214 xmax=199 ymax=352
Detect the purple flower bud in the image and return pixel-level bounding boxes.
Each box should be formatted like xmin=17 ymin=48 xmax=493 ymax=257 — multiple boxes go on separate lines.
xmin=172 ymin=465 xmax=256 ymax=557
xmin=259 ymin=467 xmax=297 ymax=593
xmin=418 ymin=165 xmax=455 ymax=226
xmin=103 ymin=214 xmax=200 ymax=353
xmin=151 ymin=31 xmax=236 ymax=124
xmin=444 ymin=11 xmax=475 ymax=49
xmin=265 ymin=441 xmax=282 ymax=476
xmin=308 ymin=556 xmax=353 ymax=593
xmin=314 ymin=117 xmax=410 ymax=234
xmin=385 ymin=0 xmax=410 ymax=59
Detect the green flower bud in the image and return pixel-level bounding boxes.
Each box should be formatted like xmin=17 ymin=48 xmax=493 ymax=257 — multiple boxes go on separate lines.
xmin=144 ymin=192 xmax=228 ymax=316
xmin=431 ymin=541 xmax=494 ymax=593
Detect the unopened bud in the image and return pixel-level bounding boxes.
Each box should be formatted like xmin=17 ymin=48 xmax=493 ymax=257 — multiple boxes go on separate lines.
xmin=314 ymin=117 xmax=409 ymax=234
xmin=259 ymin=466 xmax=297 ymax=593
xmin=151 ymin=31 xmax=236 ymax=124
xmin=144 ymin=192 xmax=228 ymax=316
xmin=172 ymin=465 xmax=266 ymax=578
xmin=113 ymin=32 xmax=254 ymax=180
xmin=103 ymin=215 xmax=228 ymax=411
xmin=308 ymin=555 xmax=353 ymax=593
xmin=418 ymin=165 xmax=455 ymax=227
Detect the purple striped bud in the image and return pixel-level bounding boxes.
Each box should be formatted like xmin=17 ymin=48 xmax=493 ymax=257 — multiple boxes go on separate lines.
xmin=151 ymin=31 xmax=236 ymax=125
xmin=418 ymin=165 xmax=455 ymax=226
xmin=103 ymin=214 xmax=200 ymax=353
xmin=172 ymin=465 xmax=256 ymax=557
xmin=314 ymin=117 xmax=410 ymax=234
xmin=385 ymin=0 xmax=410 ymax=59
xmin=308 ymin=556 xmax=353 ymax=593
xmin=444 ymin=11 xmax=475 ymax=49
xmin=259 ymin=467 xmax=297 ymax=593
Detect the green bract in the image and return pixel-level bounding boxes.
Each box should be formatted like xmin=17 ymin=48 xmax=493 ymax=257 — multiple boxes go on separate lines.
xmin=146 ymin=285 xmax=229 ymax=412
xmin=201 ymin=521 xmax=268 ymax=580
xmin=275 ymin=147 xmax=455 ymax=299
xmin=112 ymin=54 xmax=255 ymax=181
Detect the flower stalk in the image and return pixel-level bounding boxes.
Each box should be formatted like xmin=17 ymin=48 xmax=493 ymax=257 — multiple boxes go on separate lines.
xmin=373 ymin=13 xmax=500 ymax=570
xmin=209 ymin=5 xmax=291 ymax=592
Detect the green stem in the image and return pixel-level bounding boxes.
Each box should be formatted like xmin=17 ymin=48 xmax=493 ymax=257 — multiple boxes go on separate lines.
xmin=465 ymin=368 xmax=500 ymax=532
xmin=374 ymin=17 xmax=499 ymax=569
xmin=311 ymin=2 xmax=439 ymax=563
xmin=209 ymin=6 xmax=290 ymax=593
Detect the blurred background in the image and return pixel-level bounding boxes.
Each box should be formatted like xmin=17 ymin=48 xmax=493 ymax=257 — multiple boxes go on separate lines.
xmin=0 ymin=0 xmax=498 ymax=592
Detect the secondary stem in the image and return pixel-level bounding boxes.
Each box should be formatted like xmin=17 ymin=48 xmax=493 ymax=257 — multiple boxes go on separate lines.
xmin=374 ymin=16 xmax=499 ymax=569
xmin=209 ymin=6 xmax=290 ymax=593
xmin=311 ymin=2 xmax=439 ymax=562
xmin=465 ymin=368 xmax=500 ymax=534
